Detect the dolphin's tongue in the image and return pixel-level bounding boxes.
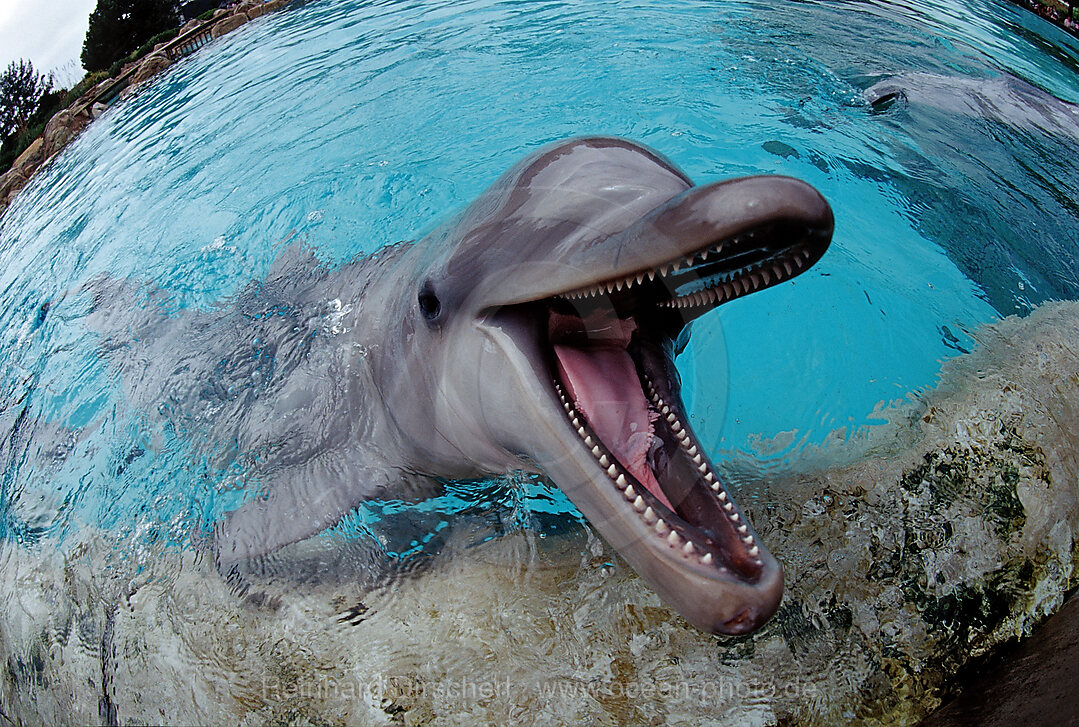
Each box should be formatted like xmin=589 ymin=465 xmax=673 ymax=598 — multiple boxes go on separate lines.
xmin=553 ymin=340 xmax=674 ymax=511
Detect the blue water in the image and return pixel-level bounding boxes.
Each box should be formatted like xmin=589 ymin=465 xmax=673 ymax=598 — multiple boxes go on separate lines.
xmin=0 ymin=0 xmax=1077 ymax=547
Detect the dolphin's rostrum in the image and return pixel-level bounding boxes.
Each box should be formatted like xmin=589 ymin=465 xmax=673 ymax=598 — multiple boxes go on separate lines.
xmin=98 ymin=137 xmax=833 ymax=634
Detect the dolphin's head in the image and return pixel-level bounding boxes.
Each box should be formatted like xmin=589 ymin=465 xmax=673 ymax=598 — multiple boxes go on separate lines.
xmin=393 ymin=137 xmax=833 ymax=634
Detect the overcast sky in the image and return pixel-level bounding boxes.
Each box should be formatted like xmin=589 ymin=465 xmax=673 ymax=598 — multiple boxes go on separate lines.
xmin=0 ymin=0 xmax=100 ymax=85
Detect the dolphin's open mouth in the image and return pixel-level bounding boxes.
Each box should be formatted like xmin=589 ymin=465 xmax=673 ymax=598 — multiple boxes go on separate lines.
xmin=489 ymin=185 xmax=831 ymax=633
xmin=546 ymin=230 xmax=825 ymax=576
xmin=548 ymin=224 xmax=826 ymax=571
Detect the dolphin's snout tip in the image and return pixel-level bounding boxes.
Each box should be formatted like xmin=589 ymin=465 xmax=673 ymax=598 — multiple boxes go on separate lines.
xmin=719 ymin=607 xmax=771 ymax=635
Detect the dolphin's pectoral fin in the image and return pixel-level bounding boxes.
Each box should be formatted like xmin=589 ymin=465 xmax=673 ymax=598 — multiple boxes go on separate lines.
xmin=212 ymin=453 xmax=424 ymax=566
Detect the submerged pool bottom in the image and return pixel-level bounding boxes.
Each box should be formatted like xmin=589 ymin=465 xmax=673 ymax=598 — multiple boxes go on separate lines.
xmin=2 ymin=302 xmax=1078 ymax=726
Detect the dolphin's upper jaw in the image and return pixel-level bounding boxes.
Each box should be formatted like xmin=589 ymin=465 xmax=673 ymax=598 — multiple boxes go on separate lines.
xmin=488 ymin=212 xmax=830 ymax=635
xmin=559 ymin=221 xmax=827 ymax=313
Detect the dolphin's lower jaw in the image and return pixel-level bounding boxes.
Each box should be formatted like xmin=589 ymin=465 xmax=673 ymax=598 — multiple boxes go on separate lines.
xmin=489 ymin=176 xmax=832 ymax=635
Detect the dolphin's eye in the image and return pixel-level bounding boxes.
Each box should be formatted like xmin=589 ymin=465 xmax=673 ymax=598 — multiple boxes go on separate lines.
xmin=418 ymin=284 xmax=442 ymax=324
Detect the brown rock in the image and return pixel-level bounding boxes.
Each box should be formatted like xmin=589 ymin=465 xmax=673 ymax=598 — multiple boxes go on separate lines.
xmin=130 ymin=53 xmax=172 ymax=87
xmin=0 ymin=168 xmax=27 ymax=200
xmin=179 ymin=18 xmax=202 ymax=34
xmin=263 ymin=0 xmax=290 ymax=11
xmin=43 ymin=110 xmax=76 ymax=159
xmin=14 ymin=138 xmax=44 ymax=177
xmin=45 ymin=127 xmax=74 ymax=158
xmin=0 ymin=168 xmax=28 ymax=214
xmin=246 ymin=3 xmax=267 ymax=19
xmin=211 ymin=13 xmax=249 ymax=38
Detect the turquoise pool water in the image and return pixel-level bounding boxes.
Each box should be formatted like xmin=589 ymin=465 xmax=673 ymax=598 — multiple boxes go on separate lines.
xmin=0 ymin=0 xmax=1076 ymax=573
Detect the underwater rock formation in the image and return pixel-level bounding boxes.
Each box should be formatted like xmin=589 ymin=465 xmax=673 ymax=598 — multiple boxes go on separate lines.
xmin=0 ymin=302 xmax=1077 ymax=725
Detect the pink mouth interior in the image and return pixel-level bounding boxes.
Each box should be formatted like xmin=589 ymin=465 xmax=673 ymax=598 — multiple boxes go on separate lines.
xmin=551 ymin=309 xmax=674 ymax=511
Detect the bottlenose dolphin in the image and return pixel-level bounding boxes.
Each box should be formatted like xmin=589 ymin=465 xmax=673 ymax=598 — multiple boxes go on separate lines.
xmin=90 ymin=137 xmax=833 ymax=634
xmin=864 ymin=72 xmax=1079 ymax=140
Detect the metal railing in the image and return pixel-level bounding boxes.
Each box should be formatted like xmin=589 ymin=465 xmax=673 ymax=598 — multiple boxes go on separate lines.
xmin=87 ymin=14 xmax=228 ymax=108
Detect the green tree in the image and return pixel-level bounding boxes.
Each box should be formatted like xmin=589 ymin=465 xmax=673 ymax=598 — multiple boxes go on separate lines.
xmin=81 ymin=0 xmax=181 ymax=73
xmin=0 ymin=59 xmax=53 ymax=139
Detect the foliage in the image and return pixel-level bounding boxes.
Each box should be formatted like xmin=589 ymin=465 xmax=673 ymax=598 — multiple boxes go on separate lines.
xmin=134 ymin=28 xmax=181 ymax=60
xmin=0 ymin=60 xmax=53 ymax=139
xmin=81 ymin=0 xmax=182 ymax=73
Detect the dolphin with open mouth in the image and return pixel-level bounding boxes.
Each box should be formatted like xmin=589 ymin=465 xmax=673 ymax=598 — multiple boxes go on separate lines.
xmin=93 ymin=136 xmax=832 ymax=635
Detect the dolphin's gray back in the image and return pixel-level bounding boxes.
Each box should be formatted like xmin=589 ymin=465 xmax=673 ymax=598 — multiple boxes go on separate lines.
xmin=865 ymin=72 xmax=1079 ymax=140
xmin=87 ymin=243 xmax=428 ymax=560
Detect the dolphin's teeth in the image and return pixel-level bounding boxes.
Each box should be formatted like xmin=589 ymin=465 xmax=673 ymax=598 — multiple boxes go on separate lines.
xmin=692 ymin=453 xmax=702 ymax=465
xmin=783 ymin=261 xmax=794 ymax=276
xmin=643 ymin=507 xmax=657 ymax=524
xmin=676 ymin=430 xmax=689 ymax=443
xmin=686 ymin=444 xmax=698 ymax=457
xmin=633 ymin=496 xmax=646 ymax=511
xmin=711 ymin=482 xmax=723 ymax=492
xmin=671 ymin=260 xmax=682 ymax=273
xmin=701 ymin=552 xmax=713 ymax=565
xmin=577 ymin=426 xmax=586 ymax=438
xmin=737 ymin=523 xmax=749 ymax=535
xmin=761 ymin=269 xmax=771 ymax=286
xmin=623 ymin=483 xmax=635 ymax=498
xmin=723 ymin=501 xmax=735 ymax=513
xmin=655 ymin=520 xmax=670 ymax=535
xmin=666 ymin=530 xmax=681 ymax=547
xmin=607 ymin=464 xmax=618 ymax=478
xmin=748 ymin=545 xmax=760 ymax=557
xmin=671 ymin=420 xmax=682 ymax=433
xmin=616 ymin=474 xmax=627 ymax=487
xmin=697 ymin=461 xmax=708 ymax=473
xmin=599 ymin=454 xmax=610 ymax=467
xmin=585 ymin=436 xmax=595 ymax=447
xmin=648 ymin=269 xmax=656 ymax=281
xmin=661 ymin=405 xmax=670 ymax=416
xmin=592 ymin=445 xmax=602 ymax=458
xmin=704 ymin=471 xmax=715 ymax=483
xmin=636 ymin=273 xmax=645 ymax=285
xmin=682 ymin=541 xmax=695 ymax=556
